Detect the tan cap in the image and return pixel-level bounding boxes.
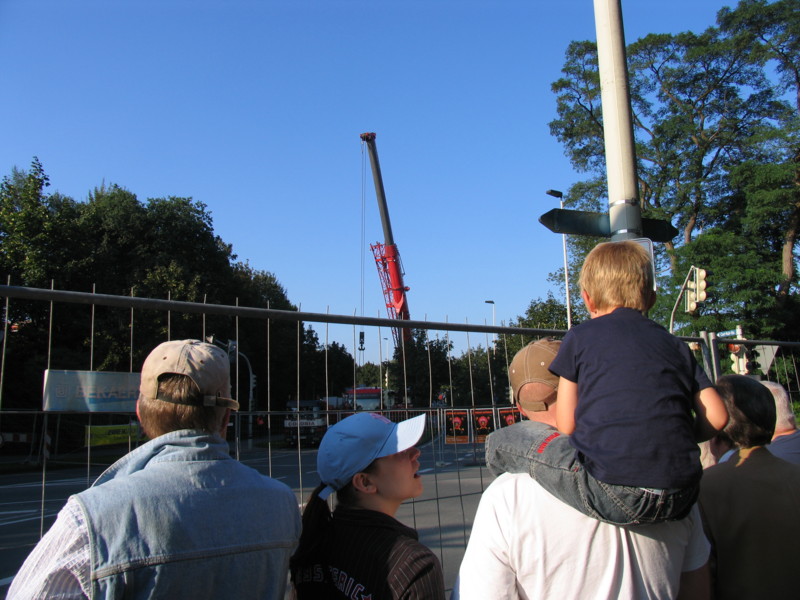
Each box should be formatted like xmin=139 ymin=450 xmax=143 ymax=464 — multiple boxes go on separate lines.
xmin=140 ymin=340 xmax=239 ymax=410
xmin=508 ymin=338 xmax=561 ymax=412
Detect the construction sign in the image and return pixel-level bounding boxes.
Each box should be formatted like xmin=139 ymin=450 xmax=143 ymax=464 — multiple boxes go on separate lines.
xmin=445 ymin=410 xmax=469 ymax=444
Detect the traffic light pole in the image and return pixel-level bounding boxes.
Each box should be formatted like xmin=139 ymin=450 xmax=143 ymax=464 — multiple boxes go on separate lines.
xmin=700 ymin=331 xmax=720 ymax=382
xmin=669 ymin=267 xmax=696 ymax=334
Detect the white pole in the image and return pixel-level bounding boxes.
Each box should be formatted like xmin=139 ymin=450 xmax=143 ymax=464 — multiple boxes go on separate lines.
xmin=593 ymin=0 xmax=642 ymax=240
xmin=546 ymin=190 xmax=572 ymax=328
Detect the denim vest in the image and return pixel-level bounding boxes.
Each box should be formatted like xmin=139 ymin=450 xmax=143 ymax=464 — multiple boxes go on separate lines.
xmin=74 ymin=430 xmax=300 ymax=600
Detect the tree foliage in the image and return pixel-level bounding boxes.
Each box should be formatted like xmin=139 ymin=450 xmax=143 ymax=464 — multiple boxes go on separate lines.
xmin=387 ymin=330 xmax=452 ymax=407
xmin=356 ymin=361 xmax=382 ymax=388
xmin=718 ymin=0 xmax=800 ymax=302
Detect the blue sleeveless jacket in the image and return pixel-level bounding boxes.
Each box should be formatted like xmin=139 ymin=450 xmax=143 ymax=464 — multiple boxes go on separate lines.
xmin=74 ymin=430 xmax=299 ymax=599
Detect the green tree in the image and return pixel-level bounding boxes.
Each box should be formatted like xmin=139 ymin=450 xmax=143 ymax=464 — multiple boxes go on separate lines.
xmin=324 ymin=341 xmax=356 ymax=396
xmin=719 ymin=0 xmax=800 ymax=304
xmin=0 ymin=158 xmax=84 ymax=286
xmin=388 ymin=330 xmax=452 ymax=407
xmin=356 ymin=361 xmax=381 ymax=387
xmin=447 ymin=348 xmax=481 ymax=408
xmin=495 ymin=292 xmax=568 ymax=362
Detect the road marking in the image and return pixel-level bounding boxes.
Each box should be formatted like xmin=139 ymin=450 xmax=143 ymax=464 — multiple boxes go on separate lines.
xmin=2 ymin=478 xmax=89 ymax=489
xmin=0 ymin=511 xmax=59 ymax=526
xmin=0 ymin=509 xmax=40 ymax=516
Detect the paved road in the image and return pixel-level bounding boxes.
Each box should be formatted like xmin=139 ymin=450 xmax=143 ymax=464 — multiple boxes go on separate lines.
xmin=0 ymin=437 xmax=490 ymax=596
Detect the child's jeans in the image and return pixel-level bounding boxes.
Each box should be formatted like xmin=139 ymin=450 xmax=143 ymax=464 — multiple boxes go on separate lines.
xmin=485 ymin=421 xmax=698 ymax=525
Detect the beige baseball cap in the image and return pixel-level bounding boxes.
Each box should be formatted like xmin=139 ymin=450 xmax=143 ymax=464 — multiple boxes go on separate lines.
xmin=508 ymin=338 xmax=561 ymax=412
xmin=140 ymin=339 xmax=239 ymax=410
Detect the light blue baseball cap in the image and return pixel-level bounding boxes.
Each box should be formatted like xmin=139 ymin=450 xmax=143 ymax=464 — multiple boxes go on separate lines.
xmin=317 ymin=412 xmax=426 ymax=500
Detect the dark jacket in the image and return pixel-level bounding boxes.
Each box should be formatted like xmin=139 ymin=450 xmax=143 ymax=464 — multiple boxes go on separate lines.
xmin=292 ymin=506 xmax=445 ymax=600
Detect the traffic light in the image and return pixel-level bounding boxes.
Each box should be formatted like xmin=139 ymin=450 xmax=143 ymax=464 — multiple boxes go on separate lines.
xmin=685 ymin=267 xmax=708 ymax=313
xmin=728 ymin=343 xmax=745 ymax=375
xmin=744 ymin=347 xmax=761 ymax=375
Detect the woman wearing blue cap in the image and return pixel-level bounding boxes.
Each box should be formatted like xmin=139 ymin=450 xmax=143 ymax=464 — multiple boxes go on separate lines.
xmin=290 ymin=412 xmax=445 ymax=599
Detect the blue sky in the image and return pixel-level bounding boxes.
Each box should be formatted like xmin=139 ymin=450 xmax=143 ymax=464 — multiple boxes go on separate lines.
xmin=1 ymin=0 xmax=733 ymax=362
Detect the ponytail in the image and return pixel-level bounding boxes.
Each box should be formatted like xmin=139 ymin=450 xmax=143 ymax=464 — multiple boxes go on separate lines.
xmin=290 ymin=483 xmax=332 ymax=575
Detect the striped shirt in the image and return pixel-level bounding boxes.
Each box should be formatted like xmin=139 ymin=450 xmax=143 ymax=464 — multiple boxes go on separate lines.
xmin=7 ymin=499 xmax=91 ymax=599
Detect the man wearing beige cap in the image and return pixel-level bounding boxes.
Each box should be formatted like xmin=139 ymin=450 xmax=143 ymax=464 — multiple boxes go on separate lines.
xmin=9 ymin=340 xmax=300 ymax=600
xmin=504 ymin=337 xmax=561 ymax=424
xmin=452 ymin=338 xmax=711 ymax=600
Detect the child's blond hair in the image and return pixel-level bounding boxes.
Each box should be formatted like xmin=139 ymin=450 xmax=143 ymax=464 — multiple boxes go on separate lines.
xmin=579 ymin=241 xmax=654 ymax=312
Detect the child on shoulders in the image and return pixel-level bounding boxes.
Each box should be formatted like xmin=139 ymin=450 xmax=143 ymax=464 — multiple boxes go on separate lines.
xmin=489 ymin=241 xmax=728 ymax=525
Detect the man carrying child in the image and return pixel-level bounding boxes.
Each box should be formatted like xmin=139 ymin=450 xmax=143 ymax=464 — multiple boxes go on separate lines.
xmin=488 ymin=240 xmax=728 ymax=525
xmin=455 ymin=337 xmax=711 ymax=599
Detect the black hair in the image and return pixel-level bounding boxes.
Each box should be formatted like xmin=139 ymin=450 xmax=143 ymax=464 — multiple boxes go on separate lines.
xmin=716 ymin=375 xmax=776 ymax=447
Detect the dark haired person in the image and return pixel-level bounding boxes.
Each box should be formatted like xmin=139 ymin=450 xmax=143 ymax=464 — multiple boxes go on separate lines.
xmin=9 ymin=340 xmax=300 ymax=600
xmin=699 ymin=374 xmax=800 ymax=600
xmin=290 ymin=412 xmax=444 ymax=599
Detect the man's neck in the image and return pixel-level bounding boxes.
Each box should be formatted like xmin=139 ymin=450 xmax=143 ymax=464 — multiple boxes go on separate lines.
xmin=524 ymin=409 xmax=558 ymax=429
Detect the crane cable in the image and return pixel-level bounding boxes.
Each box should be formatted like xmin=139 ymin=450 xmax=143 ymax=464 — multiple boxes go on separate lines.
xmin=359 ymin=139 xmax=368 ymax=360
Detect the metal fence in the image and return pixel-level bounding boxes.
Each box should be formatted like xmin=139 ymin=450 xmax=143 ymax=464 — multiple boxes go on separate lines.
xmin=1 ymin=283 xmax=798 ymax=594
xmin=0 ymin=406 xmax=496 ymax=593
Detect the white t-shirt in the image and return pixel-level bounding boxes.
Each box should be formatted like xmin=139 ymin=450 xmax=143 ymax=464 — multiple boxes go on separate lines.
xmin=453 ymin=473 xmax=710 ymax=600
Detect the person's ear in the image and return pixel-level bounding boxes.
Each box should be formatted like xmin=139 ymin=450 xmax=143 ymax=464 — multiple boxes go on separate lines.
xmin=218 ymin=409 xmax=232 ymax=437
xmin=351 ymin=472 xmax=377 ymax=495
xmin=135 ymin=400 xmax=150 ymax=439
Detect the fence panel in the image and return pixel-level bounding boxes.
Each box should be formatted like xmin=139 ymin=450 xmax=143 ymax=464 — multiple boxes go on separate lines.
xmin=1 ymin=283 xmax=798 ymax=595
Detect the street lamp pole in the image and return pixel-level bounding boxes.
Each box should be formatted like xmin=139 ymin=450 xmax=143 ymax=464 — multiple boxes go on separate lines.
xmin=383 ymin=337 xmax=390 ymax=389
xmin=233 ymin=345 xmax=255 ymax=441
xmin=546 ymin=189 xmax=572 ymax=329
xmin=484 ymin=300 xmax=496 ymax=352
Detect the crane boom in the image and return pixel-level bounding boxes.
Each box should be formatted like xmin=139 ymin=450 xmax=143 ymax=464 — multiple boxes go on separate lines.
xmin=360 ymin=132 xmax=411 ymax=346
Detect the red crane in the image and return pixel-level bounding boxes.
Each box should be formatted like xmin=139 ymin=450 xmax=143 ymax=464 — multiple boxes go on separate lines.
xmin=360 ymin=132 xmax=412 ymax=347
